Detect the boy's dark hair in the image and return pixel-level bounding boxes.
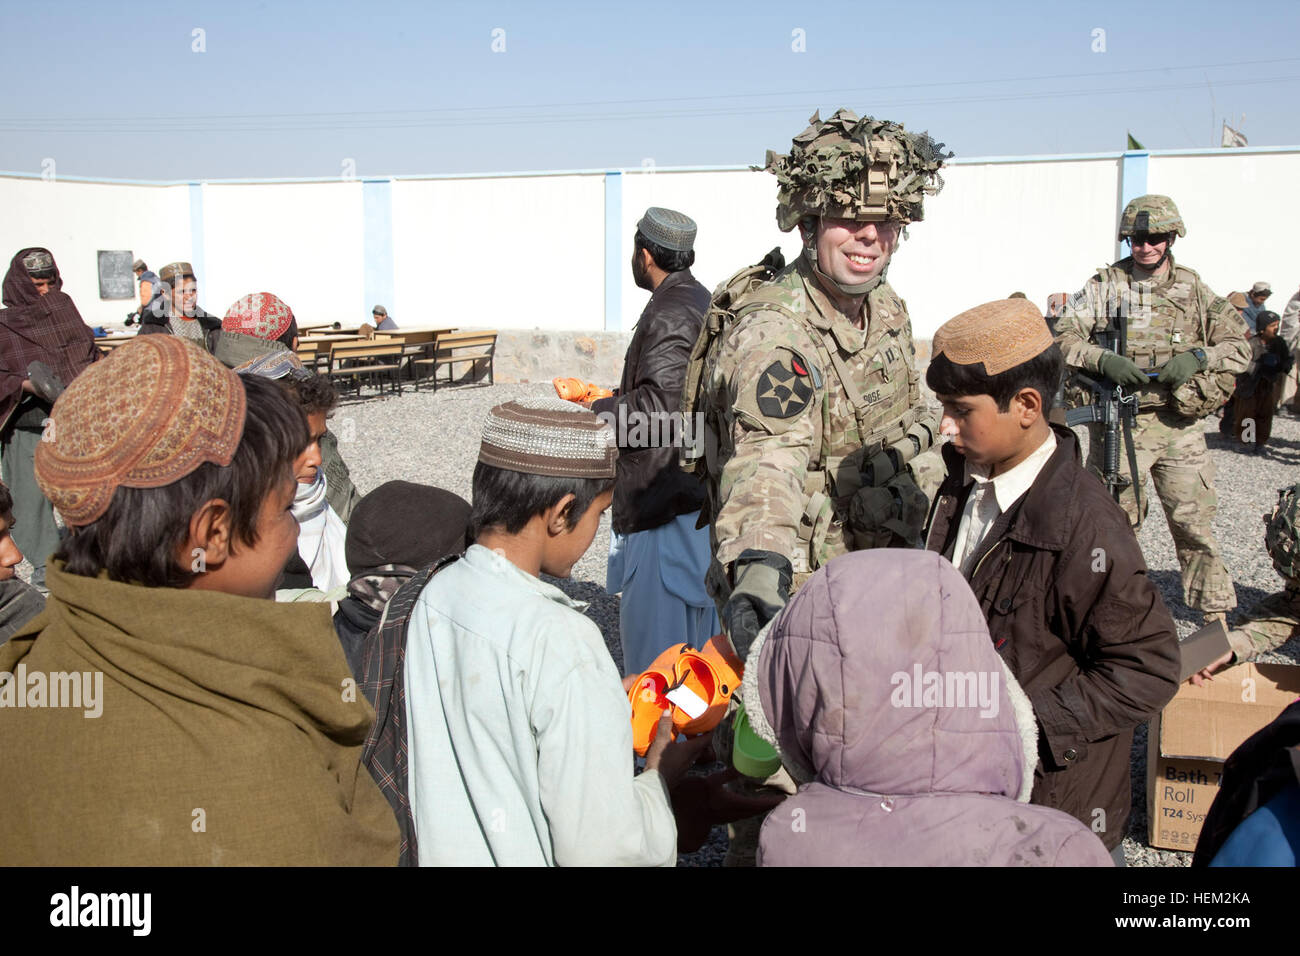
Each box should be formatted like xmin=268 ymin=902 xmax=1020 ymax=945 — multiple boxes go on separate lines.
xmin=926 ymin=342 xmax=1064 ymax=412
xmin=0 ymin=483 xmax=12 ymax=524
xmin=280 ymin=371 xmax=338 ymax=416
xmin=468 ymin=461 xmax=613 ymax=539
xmin=57 ymin=375 xmax=310 ymax=588
xmin=634 ymin=230 xmax=694 ymax=273
xmin=276 ymin=318 xmax=299 ymax=350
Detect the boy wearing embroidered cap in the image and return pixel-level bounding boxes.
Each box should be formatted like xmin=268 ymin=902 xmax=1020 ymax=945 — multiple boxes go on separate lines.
xmin=922 ymin=298 xmax=1179 ymax=863
xmin=0 ymin=336 xmax=399 ymax=865
xmin=403 ymin=397 xmax=705 ymax=865
xmin=138 ymin=261 xmax=222 ymax=349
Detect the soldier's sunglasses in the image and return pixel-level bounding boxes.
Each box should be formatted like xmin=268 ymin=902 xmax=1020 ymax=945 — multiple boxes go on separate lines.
xmin=1129 ymin=233 xmax=1172 ymax=248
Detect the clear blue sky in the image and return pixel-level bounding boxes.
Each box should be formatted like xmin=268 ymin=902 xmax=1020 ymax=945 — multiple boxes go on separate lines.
xmin=3 ymin=0 xmax=1297 ymax=180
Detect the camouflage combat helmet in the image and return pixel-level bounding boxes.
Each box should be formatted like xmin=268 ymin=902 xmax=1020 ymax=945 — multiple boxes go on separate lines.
xmin=1117 ymin=194 xmax=1186 ymax=240
xmin=764 ymin=109 xmax=951 ymax=232
xmin=1265 ymin=482 xmax=1300 ymax=580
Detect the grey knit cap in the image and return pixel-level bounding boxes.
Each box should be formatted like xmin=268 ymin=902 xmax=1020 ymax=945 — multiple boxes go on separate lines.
xmin=478 ymin=398 xmax=617 ymax=478
xmin=636 ymin=207 xmax=697 ymax=253
xmin=22 ymin=250 xmax=55 ymax=277
xmin=372 ymin=304 xmax=387 ymax=316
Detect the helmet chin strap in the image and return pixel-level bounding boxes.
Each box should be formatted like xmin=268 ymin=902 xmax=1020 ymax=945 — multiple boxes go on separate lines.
xmin=803 ymin=243 xmax=886 ymax=299
xmin=1130 ymin=236 xmax=1173 ymax=276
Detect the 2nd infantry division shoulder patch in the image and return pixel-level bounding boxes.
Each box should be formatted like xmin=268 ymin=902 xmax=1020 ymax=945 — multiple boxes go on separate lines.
xmin=756 ymin=357 xmax=814 ymax=419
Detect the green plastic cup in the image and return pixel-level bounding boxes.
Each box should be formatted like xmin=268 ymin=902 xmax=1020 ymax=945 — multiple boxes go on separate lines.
xmin=732 ymin=698 xmax=782 ymax=779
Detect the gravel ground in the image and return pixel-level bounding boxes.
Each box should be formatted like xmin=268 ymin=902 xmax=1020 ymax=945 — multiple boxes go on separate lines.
xmin=25 ymin=378 xmax=1296 ymax=866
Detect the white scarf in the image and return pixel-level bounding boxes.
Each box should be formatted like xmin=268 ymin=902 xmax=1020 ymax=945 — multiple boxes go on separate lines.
xmin=292 ymin=471 xmax=350 ymax=596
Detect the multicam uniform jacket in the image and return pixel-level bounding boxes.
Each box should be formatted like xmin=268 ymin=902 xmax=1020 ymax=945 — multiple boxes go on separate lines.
xmin=1056 ymin=254 xmax=1250 ymax=406
xmin=704 ymin=256 xmax=938 ymax=601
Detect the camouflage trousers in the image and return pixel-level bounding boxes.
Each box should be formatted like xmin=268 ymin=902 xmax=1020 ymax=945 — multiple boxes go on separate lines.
xmin=1083 ymin=408 xmax=1235 ymax=613
xmin=1228 ymin=586 xmax=1300 ymax=662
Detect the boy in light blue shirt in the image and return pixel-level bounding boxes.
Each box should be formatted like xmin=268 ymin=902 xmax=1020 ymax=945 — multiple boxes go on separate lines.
xmin=405 ymin=398 xmax=705 ymax=865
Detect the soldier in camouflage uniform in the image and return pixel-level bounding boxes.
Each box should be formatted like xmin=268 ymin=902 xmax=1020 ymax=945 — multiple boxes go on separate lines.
xmin=693 ymin=110 xmax=949 ymax=660
xmin=1056 ymin=195 xmax=1249 ymax=623
xmin=686 ymin=110 xmax=948 ymax=865
xmin=1195 ymin=484 xmax=1300 ymax=683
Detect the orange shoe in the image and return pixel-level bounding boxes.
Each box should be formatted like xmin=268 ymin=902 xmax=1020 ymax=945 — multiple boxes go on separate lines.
xmin=628 ymin=643 xmax=686 ymax=756
xmin=627 ymin=635 xmax=743 ymax=756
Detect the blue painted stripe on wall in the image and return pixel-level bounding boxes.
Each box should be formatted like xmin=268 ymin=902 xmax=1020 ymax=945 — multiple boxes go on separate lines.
xmin=363 ymin=179 xmax=395 ymax=318
xmin=604 ymin=171 xmax=622 ymax=331
xmin=188 ymin=183 xmax=206 ymax=285
xmin=1117 ymin=151 xmax=1149 ymax=259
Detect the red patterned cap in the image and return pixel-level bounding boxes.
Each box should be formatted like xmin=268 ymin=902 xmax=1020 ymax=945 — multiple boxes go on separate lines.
xmin=222 ymin=291 xmax=296 ymax=342
xmin=35 ymin=336 xmax=246 ymax=526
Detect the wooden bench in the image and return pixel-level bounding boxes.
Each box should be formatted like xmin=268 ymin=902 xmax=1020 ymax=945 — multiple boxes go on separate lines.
xmin=326 ymin=340 xmax=406 ymax=396
xmin=414 ymin=330 xmax=497 ymax=392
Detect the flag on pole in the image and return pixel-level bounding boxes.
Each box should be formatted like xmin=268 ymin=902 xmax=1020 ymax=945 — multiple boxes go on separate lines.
xmin=1221 ymin=122 xmax=1248 ymax=147
xmin=1126 ymin=132 xmax=1144 ymax=150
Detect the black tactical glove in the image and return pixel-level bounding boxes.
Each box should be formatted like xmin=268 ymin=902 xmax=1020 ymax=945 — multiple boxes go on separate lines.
xmin=721 ymin=549 xmax=793 ymax=659
xmin=1157 ymin=349 xmax=1207 ymax=387
xmin=1097 ymin=352 xmax=1149 ymax=388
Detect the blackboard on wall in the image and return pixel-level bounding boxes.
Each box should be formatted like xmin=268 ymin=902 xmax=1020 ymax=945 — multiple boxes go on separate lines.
xmin=97 ymin=250 xmax=134 ymax=300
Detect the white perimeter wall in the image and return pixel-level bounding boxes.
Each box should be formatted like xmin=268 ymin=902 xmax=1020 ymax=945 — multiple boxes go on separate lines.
xmin=2 ymin=148 xmax=1297 ymax=338
xmin=392 ymin=175 xmax=605 ymax=332
xmin=202 ymin=182 xmax=365 ymax=326
xmin=0 ymin=179 xmax=190 ymax=327
xmin=1147 ymin=152 xmax=1300 ymax=304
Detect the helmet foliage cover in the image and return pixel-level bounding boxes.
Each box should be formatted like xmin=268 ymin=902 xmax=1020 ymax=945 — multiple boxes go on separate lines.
xmin=762 ymin=109 xmax=952 ymax=232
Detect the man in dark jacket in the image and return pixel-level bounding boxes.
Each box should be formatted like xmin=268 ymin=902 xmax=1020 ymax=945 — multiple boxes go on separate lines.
xmin=922 ymin=298 xmax=1180 ymax=863
xmin=138 ymin=261 xmax=222 ymax=350
xmin=589 ymin=208 xmax=718 ymax=675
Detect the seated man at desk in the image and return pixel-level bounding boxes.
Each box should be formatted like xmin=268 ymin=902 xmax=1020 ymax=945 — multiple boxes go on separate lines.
xmin=359 ymin=304 xmax=396 ymax=338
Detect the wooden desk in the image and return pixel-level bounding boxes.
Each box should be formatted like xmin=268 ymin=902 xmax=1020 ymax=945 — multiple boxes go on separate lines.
xmin=298 ymin=333 xmax=363 ymax=344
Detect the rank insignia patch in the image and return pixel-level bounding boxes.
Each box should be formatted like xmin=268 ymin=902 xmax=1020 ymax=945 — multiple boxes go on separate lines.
xmin=756 ymin=359 xmax=814 ymax=418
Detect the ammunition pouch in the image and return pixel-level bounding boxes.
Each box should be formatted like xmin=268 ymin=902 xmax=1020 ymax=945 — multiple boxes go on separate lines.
xmin=1168 ymin=368 xmax=1237 ymax=419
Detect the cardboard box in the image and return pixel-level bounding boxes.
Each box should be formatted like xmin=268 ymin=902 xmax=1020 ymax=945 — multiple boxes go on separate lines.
xmin=1146 ymin=661 xmax=1300 ymax=851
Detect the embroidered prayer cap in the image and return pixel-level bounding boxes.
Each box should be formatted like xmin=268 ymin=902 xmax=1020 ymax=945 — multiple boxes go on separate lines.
xmin=636 ymin=207 xmax=697 ymax=253
xmin=478 ymin=397 xmax=616 ymax=479
xmin=223 ymin=292 xmax=296 ymax=343
xmin=35 ymin=336 xmax=246 ymax=527
xmin=21 ymin=250 xmax=56 ymax=278
xmin=1250 ymin=282 xmax=1272 ymax=297
xmin=931 ymin=298 xmax=1055 ymax=376
xmin=159 ymin=261 xmax=195 ymax=284
xmin=233 ymin=348 xmax=308 ymax=381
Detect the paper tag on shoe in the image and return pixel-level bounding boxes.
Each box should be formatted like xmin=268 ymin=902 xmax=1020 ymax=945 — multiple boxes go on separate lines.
xmin=665 ymin=683 xmax=709 ymax=720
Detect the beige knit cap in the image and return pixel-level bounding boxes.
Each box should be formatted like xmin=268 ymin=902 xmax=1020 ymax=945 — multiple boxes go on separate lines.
xmin=931 ymin=298 xmax=1054 ymax=375
xmin=35 ymin=336 xmax=246 ymax=526
xmin=479 ymin=398 xmax=616 ymax=479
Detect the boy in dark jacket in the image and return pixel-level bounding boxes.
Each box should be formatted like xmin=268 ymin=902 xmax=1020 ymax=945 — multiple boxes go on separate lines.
xmin=922 ymin=298 xmax=1181 ymax=863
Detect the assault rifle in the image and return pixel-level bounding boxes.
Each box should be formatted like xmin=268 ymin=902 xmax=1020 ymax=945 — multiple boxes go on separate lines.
xmin=1063 ymin=305 xmax=1146 ymax=514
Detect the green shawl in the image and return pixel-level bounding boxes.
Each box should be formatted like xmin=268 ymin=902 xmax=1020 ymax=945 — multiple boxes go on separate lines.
xmin=0 ymin=562 xmax=398 ymax=865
